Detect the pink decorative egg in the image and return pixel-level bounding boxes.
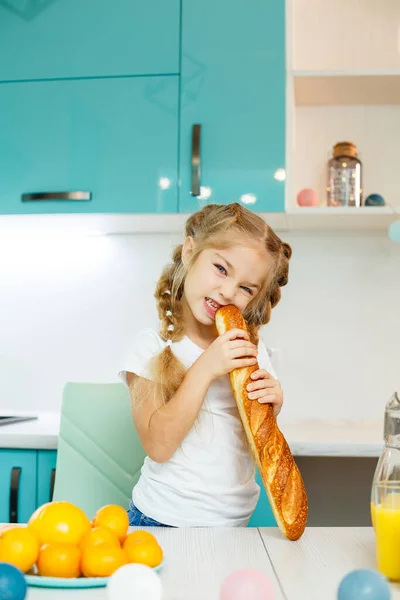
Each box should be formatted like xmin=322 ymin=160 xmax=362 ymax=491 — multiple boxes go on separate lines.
xmin=220 ymin=569 xmax=274 ymax=600
xmin=297 ymin=188 xmax=318 ymax=206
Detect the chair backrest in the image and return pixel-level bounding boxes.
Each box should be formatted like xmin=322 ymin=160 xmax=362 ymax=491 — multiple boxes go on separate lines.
xmin=52 ymin=382 xmax=146 ymax=519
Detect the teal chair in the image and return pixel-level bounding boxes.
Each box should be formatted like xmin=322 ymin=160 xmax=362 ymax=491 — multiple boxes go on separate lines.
xmin=52 ymin=382 xmax=146 ymax=520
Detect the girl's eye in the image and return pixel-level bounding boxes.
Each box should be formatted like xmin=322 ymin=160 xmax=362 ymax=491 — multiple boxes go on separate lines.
xmin=241 ymin=286 xmax=253 ymax=295
xmin=214 ymin=264 xmax=227 ymax=275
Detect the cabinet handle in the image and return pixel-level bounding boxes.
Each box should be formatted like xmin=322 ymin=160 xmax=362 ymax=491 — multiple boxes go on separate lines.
xmin=9 ymin=467 xmax=21 ymax=523
xmin=21 ymin=191 xmax=92 ymax=202
xmin=50 ymin=468 xmax=56 ymax=502
xmin=191 ymin=124 xmax=201 ymax=196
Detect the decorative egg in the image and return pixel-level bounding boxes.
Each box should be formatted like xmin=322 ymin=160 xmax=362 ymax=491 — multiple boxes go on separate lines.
xmin=106 ymin=563 xmax=163 ymax=600
xmin=0 ymin=563 xmax=26 ymax=600
xmin=297 ymin=189 xmax=318 ymax=207
xmin=220 ymin=569 xmax=274 ymax=600
xmin=338 ymin=568 xmax=391 ymax=600
xmin=388 ymin=220 xmax=400 ymax=243
xmin=365 ymin=194 xmax=385 ymax=206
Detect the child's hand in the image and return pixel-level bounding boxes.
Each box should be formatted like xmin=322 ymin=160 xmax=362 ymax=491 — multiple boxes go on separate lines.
xmin=199 ymin=329 xmax=258 ymax=381
xmin=246 ymin=369 xmax=283 ymax=417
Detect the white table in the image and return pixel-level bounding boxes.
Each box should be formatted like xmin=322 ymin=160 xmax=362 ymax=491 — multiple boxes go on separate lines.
xmin=24 ymin=527 xmax=400 ymax=600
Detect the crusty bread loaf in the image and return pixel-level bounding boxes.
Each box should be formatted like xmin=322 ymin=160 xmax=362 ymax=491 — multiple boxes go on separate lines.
xmin=215 ymin=305 xmax=308 ymax=540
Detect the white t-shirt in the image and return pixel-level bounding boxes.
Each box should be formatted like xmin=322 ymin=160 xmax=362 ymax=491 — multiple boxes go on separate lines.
xmin=119 ymin=328 xmax=277 ymax=527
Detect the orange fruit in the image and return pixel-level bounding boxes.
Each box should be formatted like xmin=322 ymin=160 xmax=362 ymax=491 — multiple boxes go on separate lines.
xmin=0 ymin=524 xmax=24 ymax=535
xmin=0 ymin=526 xmax=39 ymax=573
xmin=123 ymin=530 xmax=158 ymax=547
xmin=92 ymin=505 xmax=129 ymax=542
xmin=80 ymin=527 xmax=120 ymax=551
xmin=124 ymin=540 xmax=163 ymax=568
xmin=28 ymin=501 xmax=91 ymax=546
xmin=81 ymin=543 xmax=126 ymax=577
xmin=37 ymin=543 xmax=81 ymax=578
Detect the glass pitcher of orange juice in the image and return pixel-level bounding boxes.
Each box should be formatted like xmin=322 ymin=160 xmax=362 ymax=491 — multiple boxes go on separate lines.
xmin=371 ymin=391 xmax=400 ymax=581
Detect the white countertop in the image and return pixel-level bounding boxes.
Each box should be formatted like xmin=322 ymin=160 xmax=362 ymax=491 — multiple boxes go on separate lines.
xmin=0 ymin=412 xmax=384 ymax=456
xmin=279 ymin=417 xmax=384 ymax=457
xmin=0 ymin=412 xmax=60 ymax=450
xmin=21 ymin=527 xmax=400 ymax=600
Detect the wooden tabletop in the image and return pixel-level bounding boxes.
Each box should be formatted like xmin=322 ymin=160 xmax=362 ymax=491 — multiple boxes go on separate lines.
xmin=25 ymin=527 xmax=400 ymax=600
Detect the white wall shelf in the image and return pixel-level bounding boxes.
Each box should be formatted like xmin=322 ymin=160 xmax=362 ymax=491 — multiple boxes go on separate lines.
xmin=0 ymin=209 xmax=398 ymax=236
xmin=286 ymin=206 xmax=398 ymax=232
xmin=294 ymin=71 xmax=400 ymax=106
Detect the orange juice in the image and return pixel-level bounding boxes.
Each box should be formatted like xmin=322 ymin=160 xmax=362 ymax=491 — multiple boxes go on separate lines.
xmin=372 ymin=495 xmax=400 ymax=581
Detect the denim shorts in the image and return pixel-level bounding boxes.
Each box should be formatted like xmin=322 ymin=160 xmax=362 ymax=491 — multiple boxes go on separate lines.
xmin=127 ymin=500 xmax=173 ymax=527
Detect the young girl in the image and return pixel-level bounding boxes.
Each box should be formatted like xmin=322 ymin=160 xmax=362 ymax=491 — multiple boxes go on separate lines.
xmin=119 ymin=203 xmax=291 ymax=528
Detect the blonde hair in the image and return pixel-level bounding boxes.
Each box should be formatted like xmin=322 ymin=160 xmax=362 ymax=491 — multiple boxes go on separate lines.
xmin=149 ymin=203 xmax=291 ymax=403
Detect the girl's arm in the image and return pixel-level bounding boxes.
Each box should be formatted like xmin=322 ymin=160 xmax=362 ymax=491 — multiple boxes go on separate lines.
xmin=127 ymin=328 xmax=257 ymax=463
xmin=127 ymin=358 xmax=211 ymax=463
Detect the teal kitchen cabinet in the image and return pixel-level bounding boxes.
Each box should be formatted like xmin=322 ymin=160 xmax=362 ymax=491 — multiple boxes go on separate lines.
xmin=36 ymin=451 xmax=57 ymax=508
xmin=179 ymin=0 xmax=286 ymax=212
xmin=248 ymin=469 xmax=277 ymax=527
xmin=0 ymin=450 xmax=37 ymax=523
xmin=0 ymin=1 xmax=180 ymax=81
xmin=0 ymin=76 xmax=179 ymax=214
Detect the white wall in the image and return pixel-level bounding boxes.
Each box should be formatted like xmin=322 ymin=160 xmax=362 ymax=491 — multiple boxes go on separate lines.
xmin=0 ymin=229 xmax=399 ymax=420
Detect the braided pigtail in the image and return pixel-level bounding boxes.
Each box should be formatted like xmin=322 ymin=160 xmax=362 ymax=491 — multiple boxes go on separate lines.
xmin=148 ymin=245 xmax=188 ymax=403
xmin=155 ymin=245 xmax=186 ymax=342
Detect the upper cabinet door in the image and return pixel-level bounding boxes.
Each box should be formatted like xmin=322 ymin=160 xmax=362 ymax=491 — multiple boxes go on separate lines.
xmin=0 ymin=0 xmax=180 ymax=80
xmin=179 ymin=0 xmax=285 ymax=213
xmin=0 ymin=76 xmax=179 ymax=214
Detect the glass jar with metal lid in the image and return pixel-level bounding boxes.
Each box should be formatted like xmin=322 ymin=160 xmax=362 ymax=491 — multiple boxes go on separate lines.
xmin=327 ymin=141 xmax=362 ymax=207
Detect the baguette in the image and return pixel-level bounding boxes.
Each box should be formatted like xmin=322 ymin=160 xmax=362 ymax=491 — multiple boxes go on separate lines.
xmin=215 ymin=305 xmax=308 ymax=540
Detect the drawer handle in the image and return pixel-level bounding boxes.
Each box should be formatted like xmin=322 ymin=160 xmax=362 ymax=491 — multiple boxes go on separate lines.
xmin=10 ymin=467 xmax=21 ymax=523
xmin=50 ymin=468 xmax=56 ymax=502
xmin=22 ymin=191 xmax=92 ymax=202
xmin=191 ymin=124 xmax=201 ymax=197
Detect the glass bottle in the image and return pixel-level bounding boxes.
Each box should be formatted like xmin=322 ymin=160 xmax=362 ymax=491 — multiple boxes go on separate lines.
xmin=327 ymin=141 xmax=362 ymax=207
xmin=371 ymin=392 xmax=400 ymax=581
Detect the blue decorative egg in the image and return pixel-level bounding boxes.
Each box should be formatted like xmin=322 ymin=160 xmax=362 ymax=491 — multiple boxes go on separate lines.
xmin=388 ymin=220 xmax=400 ymax=243
xmin=0 ymin=563 xmax=27 ymax=600
xmin=338 ymin=569 xmax=391 ymax=600
xmin=365 ymin=194 xmax=385 ymax=206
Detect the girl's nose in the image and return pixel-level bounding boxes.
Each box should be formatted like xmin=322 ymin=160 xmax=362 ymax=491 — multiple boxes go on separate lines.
xmin=220 ymin=282 xmax=236 ymax=302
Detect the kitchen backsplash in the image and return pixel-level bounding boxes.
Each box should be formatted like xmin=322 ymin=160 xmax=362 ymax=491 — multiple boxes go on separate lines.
xmin=1 ymin=230 xmax=399 ymax=420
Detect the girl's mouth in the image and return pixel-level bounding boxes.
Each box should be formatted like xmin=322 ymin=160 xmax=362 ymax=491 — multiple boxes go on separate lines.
xmin=204 ymin=297 xmax=221 ymax=318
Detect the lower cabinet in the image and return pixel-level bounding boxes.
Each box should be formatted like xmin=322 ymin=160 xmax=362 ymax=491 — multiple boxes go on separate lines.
xmin=36 ymin=450 xmax=58 ymax=509
xmin=0 ymin=449 xmax=57 ymax=523
xmin=0 ymin=450 xmax=37 ymax=524
xmin=248 ymin=469 xmax=277 ymax=527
